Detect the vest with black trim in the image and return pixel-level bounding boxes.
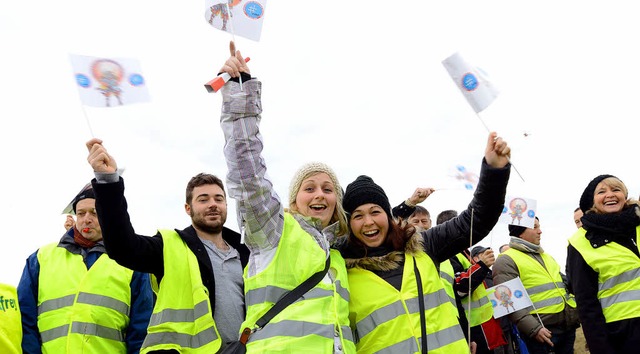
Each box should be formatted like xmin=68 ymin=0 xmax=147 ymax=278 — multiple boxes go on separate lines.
xmin=141 ymin=229 xmax=221 ymax=353
xmin=37 ymin=242 xmax=133 ymax=353
xmin=502 ymin=248 xmax=576 ymax=315
xmin=242 ymin=213 xmax=355 ymax=353
xmin=349 ymin=251 xmax=468 ymax=354
xmin=0 ymin=283 xmax=22 ymax=354
xmin=568 ymin=226 xmax=640 ymax=322
xmin=455 ymin=253 xmax=494 ymax=326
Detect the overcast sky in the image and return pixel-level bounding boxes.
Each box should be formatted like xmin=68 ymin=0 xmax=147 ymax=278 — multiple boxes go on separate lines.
xmin=2 ymin=1 xmax=639 ymax=285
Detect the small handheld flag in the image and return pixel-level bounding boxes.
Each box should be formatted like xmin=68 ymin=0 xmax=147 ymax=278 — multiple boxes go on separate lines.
xmin=487 ymin=277 xmax=533 ymax=319
xmin=205 ymin=0 xmax=267 ymax=42
xmin=69 ymin=54 xmax=150 ymax=108
xmin=499 ymin=195 xmax=537 ymax=228
xmin=442 ymin=52 xmax=499 ymax=113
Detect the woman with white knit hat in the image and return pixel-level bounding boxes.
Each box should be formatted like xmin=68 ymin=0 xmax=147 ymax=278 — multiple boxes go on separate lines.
xmin=218 ymin=43 xmax=354 ymax=353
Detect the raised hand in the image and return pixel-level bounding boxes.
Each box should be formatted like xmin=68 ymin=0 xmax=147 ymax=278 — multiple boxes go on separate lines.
xmin=86 ymin=138 xmax=118 ymax=174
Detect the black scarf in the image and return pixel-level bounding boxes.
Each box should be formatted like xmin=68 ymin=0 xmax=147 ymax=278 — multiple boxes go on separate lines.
xmin=581 ymin=205 xmax=640 ymax=247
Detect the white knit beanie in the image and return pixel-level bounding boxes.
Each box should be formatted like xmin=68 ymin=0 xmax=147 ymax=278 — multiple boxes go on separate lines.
xmin=288 ymin=162 xmax=343 ymax=206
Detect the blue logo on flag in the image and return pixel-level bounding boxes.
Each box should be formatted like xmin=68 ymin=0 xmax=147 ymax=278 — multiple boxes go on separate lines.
xmin=490 ymin=299 xmax=497 ymax=308
xmin=514 ymin=290 xmax=523 ymax=298
xmin=129 ymin=73 xmax=145 ymax=86
xmin=244 ymin=1 xmax=264 ymax=19
xmin=462 ymin=73 xmax=478 ymax=91
xmin=527 ymin=210 xmax=536 ymax=218
xmin=76 ymin=74 xmax=90 ymax=88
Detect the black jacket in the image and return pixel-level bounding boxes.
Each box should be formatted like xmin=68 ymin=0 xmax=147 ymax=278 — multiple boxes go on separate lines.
xmin=566 ymin=229 xmax=640 ymax=353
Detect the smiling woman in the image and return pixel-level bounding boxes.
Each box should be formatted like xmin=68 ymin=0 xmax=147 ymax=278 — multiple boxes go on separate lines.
xmin=336 ymin=132 xmax=512 ymax=354
xmin=567 ymin=175 xmax=640 ymax=353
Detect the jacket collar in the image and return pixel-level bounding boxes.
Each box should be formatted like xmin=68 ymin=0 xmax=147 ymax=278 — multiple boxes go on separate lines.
xmin=344 ymin=233 xmax=423 ymax=271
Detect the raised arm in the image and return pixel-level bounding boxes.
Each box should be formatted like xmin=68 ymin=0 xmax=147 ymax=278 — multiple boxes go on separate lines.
xmin=85 ymin=138 xmax=165 ymax=276
xmin=219 ymin=42 xmax=284 ymax=255
xmin=422 ymin=132 xmax=511 ymax=262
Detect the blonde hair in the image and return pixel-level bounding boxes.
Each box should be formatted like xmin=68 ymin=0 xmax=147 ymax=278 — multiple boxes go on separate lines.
xmin=287 ymin=163 xmax=349 ymax=236
xmin=586 ymin=177 xmax=640 ymax=214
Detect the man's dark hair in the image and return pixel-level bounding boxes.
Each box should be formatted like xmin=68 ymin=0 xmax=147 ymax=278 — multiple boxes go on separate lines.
xmin=436 ymin=209 xmax=458 ymax=225
xmin=186 ymin=173 xmax=225 ymax=204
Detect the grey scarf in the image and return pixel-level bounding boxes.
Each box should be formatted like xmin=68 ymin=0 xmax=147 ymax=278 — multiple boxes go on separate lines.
xmin=509 ymin=236 xmax=544 ymax=254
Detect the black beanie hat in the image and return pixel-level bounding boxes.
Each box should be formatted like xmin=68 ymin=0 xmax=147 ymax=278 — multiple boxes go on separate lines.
xmin=579 ymin=174 xmax=615 ymax=212
xmin=508 ymin=224 xmax=527 ymax=237
xmin=343 ymin=175 xmax=391 ymax=217
xmin=72 ymin=186 xmax=95 ymax=214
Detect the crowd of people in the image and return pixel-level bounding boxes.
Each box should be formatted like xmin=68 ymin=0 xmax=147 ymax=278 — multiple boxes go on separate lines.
xmin=2 ymin=43 xmax=640 ymax=354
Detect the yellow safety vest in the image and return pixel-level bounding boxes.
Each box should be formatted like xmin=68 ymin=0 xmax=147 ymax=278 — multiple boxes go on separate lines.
xmin=141 ymin=230 xmax=221 ymax=353
xmin=242 ymin=213 xmax=355 ymax=353
xmin=0 ymin=283 xmax=22 ymax=354
xmin=503 ymin=248 xmax=576 ymax=315
xmin=349 ymin=251 xmax=467 ymax=354
xmin=455 ymin=253 xmax=494 ymax=326
xmin=439 ymin=259 xmax=457 ymax=308
xmin=568 ymin=226 xmax=640 ymax=322
xmin=37 ymin=243 xmax=133 ymax=354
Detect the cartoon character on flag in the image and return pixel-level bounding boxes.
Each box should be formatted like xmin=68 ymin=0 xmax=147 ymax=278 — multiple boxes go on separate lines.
xmin=487 ymin=277 xmax=533 ymax=319
xmin=499 ymin=195 xmax=537 ymax=228
xmin=204 ymin=0 xmax=266 ymax=41
xmin=70 ymin=54 xmax=150 ymax=108
xmin=453 ymin=164 xmax=479 ymax=191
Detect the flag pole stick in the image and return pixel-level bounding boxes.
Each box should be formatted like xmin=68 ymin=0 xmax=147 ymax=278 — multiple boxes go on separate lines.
xmin=467 ymin=208 xmax=474 ymax=350
xmin=81 ymin=105 xmax=95 ymax=137
xmin=226 ymin=2 xmax=243 ymax=91
xmin=475 ymin=112 xmax=525 ymax=182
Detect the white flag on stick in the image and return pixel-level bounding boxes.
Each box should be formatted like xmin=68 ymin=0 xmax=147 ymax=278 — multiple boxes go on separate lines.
xmin=499 ymin=195 xmax=537 ymax=229
xmin=205 ymin=0 xmax=267 ymax=41
xmin=69 ymin=54 xmax=150 ymax=108
xmin=442 ymin=52 xmax=500 ymax=113
xmin=487 ymin=277 xmax=533 ymax=319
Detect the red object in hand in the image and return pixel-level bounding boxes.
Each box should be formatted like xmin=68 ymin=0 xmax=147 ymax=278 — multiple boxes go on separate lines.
xmin=204 ymin=57 xmax=250 ymax=93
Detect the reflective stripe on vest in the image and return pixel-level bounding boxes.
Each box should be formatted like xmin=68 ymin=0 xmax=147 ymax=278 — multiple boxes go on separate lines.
xmin=569 ymin=226 xmax=640 ymax=322
xmin=455 ymin=253 xmax=494 ymax=326
xmin=241 ymin=213 xmax=355 ymax=353
xmin=141 ymin=230 xmax=220 ymax=353
xmin=503 ymin=248 xmax=576 ymax=315
xmin=349 ymin=251 xmax=467 ymax=353
xmin=245 ymin=279 xmax=350 ymax=307
xmin=0 ymin=283 xmax=22 ymax=354
xmin=439 ymin=260 xmax=456 ymax=308
xmin=36 ymin=242 xmax=133 ymax=353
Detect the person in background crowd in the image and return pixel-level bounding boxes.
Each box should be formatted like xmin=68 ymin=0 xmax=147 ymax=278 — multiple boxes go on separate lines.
xmin=18 ymin=185 xmax=153 ymax=353
xmin=494 ymin=217 xmax=579 ymax=354
xmin=567 ymin=174 xmax=640 ymax=353
xmin=392 ymin=187 xmax=435 ymax=228
xmin=573 ymin=208 xmax=583 ymax=229
xmin=437 ymin=209 xmax=459 ymax=226
xmin=64 ymin=215 xmax=75 ymax=231
xmin=452 ymin=244 xmax=507 ymax=354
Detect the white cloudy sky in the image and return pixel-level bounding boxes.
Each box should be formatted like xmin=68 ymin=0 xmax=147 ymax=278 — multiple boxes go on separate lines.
xmin=2 ymin=1 xmax=639 ymax=285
